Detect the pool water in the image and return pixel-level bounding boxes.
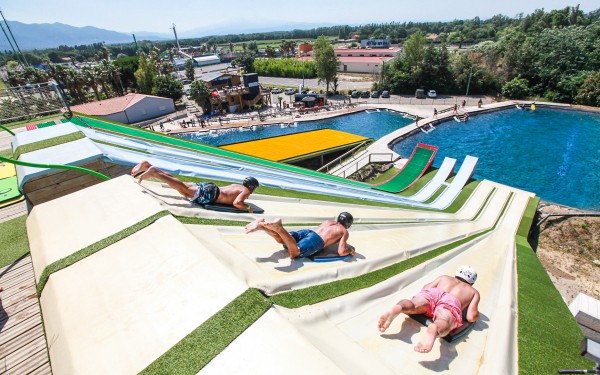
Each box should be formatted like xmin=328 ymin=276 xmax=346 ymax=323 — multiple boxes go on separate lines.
xmin=178 ymin=111 xmax=413 ymax=146
xmin=392 ymin=108 xmax=600 ymax=211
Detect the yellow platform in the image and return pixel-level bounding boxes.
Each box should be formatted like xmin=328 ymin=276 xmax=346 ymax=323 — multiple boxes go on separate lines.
xmin=220 ymin=129 xmax=368 ymax=162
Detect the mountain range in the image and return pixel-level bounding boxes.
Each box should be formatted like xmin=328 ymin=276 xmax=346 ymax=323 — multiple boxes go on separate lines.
xmin=3 ymin=20 xmax=337 ymax=51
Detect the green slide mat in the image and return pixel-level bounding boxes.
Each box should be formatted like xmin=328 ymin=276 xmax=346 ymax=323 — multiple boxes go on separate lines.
xmin=0 ymin=176 xmax=22 ymax=203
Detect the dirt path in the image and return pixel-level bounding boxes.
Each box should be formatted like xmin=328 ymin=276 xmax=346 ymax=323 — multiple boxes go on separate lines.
xmin=535 ymin=203 xmax=600 ymax=304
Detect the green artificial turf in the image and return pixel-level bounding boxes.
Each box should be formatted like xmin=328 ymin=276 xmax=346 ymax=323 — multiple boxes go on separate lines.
xmin=12 ymin=131 xmax=86 ymax=159
xmin=397 ymin=167 xmax=437 ymax=196
xmin=36 ymin=210 xmax=170 ymax=295
xmin=140 ymin=288 xmax=271 ymax=375
xmin=0 ymin=215 xmax=30 ymax=268
xmin=516 ymin=197 xmax=594 ymax=374
xmin=0 ymin=148 xmax=13 ymax=158
xmin=175 ymin=216 xmax=249 ymax=226
xmin=367 ymin=166 xmax=399 ymax=184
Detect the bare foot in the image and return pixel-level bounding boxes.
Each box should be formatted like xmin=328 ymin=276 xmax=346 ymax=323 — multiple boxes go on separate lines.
xmin=378 ymin=311 xmax=399 ymax=332
xmin=245 ymin=218 xmax=265 ymax=234
xmin=131 ymin=161 xmax=152 ymax=177
xmin=261 ymin=219 xmax=283 ymax=231
xmin=414 ymin=326 xmax=437 ymax=353
xmin=137 ymin=166 xmax=158 ymax=184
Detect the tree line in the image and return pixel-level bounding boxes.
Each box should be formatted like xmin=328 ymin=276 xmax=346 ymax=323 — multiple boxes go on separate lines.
xmin=1 ymin=6 xmax=598 ymax=107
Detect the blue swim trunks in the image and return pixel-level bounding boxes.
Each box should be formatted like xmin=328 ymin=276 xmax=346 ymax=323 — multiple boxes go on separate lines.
xmin=191 ymin=182 xmax=220 ymax=205
xmin=289 ymin=229 xmax=325 ymax=257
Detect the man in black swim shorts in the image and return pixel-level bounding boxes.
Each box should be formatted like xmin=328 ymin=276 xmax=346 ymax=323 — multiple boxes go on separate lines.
xmin=131 ymin=161 xmax=259 ymax=212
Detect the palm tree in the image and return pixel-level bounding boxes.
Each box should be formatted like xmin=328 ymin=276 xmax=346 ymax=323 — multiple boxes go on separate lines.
xmin=288 ymin=40 xmax=297 ymax=57
xmin=81 ymin=66 xmax=100 ymax=101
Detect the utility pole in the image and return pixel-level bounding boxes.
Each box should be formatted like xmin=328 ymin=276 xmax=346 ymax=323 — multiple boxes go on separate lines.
xmin=132 ymin=34 xmax=139 ymax=51
xmin=465 ymin=66 xmax=473 ymax=97
xmin=379 ymin=59 xmax=385 ymax=91
xmin=171 ymin=23 xmax=181 ymax=51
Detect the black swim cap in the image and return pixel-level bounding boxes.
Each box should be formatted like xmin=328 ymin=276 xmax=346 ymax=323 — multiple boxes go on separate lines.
xmin=243 ymin=176 xmax=259 ymax=190
xmin=337 ymin=212 xmax=353 ymax=229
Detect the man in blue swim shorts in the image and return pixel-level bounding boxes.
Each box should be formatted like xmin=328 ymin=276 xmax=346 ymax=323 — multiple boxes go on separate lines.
xmin=245 ymin=212 xmax=355 ymax=258
xmin=132 ymin=161 xmax=259 ymax=212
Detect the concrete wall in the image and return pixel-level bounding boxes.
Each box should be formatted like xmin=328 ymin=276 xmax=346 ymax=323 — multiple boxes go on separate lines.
xmin=338 ymin=61 xmax=382 ymax=74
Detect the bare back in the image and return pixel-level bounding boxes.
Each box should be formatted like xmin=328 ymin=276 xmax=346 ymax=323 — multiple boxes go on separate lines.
xmin=216 ymin=184 xmax=252 ymax=209
xmin=425 ymin=275 xmax=478 ymax=308
xmin=313 ymin=220 xmax=348 ymax=248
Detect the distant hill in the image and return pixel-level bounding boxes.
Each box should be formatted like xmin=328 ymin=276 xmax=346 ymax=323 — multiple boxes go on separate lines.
xmin=179 ymin=20 xmax=337 ymax=39
xmin=4 ymin=21 xmax=170 ymax=51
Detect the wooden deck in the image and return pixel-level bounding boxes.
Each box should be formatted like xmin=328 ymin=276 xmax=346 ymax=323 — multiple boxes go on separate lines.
xmin=0 ymin=256 xmax=51 ymax=374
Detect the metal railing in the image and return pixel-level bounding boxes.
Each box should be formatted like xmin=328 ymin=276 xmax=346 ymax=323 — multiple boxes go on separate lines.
xmin=340 ymin=152 xmax=397 ymax=178
xmin=317 ymin=140 xmax=372 ymax=174
xmin=321 ymin=146 xmax=397 ymax=178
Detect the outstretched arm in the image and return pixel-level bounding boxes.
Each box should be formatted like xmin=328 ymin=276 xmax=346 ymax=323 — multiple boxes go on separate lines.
xmin=233 ymin=190 xmax=252 ymax=212
xmin=337 ymin=229 xmax=353 ymax=256
xmin=466 ymin=291 xmax=480 ymax=323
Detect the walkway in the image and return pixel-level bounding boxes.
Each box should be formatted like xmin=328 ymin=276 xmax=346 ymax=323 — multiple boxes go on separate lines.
xmin=0 ymin=256 xmax=51 ymax=374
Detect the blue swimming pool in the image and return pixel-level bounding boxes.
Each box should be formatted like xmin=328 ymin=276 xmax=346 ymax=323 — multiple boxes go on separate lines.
xmin=392 ymin=107 xmax=600 ymax=211
xmin=178 ymin=111 xmax=413 ymax=146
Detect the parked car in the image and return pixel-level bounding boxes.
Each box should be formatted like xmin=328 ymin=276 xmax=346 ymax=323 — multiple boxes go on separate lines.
xmin=381 ymin=90 xmax=390 ymax=98
xmin=283 ymin=88 xmax=296 ymax=95
xmin=371 ymin=90 xmax=380 ymax=98
xmin=360 ymin=90 xmax=370 ymax=98
xmin=181 ymin=79 xmax=191 ymax=85
xmin=184 ymin=88 xmax=191 ymax=96
xmin=351 ymin=90 xmax=359 ymax=98
xmin=428 ymin=90 xmax=437 ymax=98
xmin=271 ymin=87 xmax=283 ymax=94
xmin=415 ymin=89 xmax=426 ymax=99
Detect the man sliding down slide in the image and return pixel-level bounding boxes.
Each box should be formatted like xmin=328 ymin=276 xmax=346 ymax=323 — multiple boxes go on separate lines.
xmin=378 ymin=265 xmax=480 ymax=353
xmin=131 ymin=161 xmax=259 ymax=212
xmin=245 ymin=212 xmax=355 ymax=259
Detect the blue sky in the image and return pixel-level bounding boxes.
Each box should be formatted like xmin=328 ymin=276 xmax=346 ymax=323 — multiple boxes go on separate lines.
xmin=2 ymin=0 xmax=598 ymax=34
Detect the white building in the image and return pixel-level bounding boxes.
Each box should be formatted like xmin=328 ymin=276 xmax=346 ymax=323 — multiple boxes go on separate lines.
xmin=193 ymin=55 xmax=221 ymax=67
xmin=70 ymin=93 xmax=175 ymax=124
xmin=301 ymin=47 xmax=400 ymax=74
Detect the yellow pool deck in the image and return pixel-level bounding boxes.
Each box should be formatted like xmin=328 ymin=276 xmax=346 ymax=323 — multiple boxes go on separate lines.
xmin=219 ymin=129 xmax=368 ymax=162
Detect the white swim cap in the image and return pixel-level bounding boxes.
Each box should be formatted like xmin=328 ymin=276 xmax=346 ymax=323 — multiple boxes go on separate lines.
xmin=456 ymin=265 xmax=477 ymax=285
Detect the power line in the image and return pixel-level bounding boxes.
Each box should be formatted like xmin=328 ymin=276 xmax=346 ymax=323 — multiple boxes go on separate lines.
xmin=0 ymin=8 xmax=28 ymax=67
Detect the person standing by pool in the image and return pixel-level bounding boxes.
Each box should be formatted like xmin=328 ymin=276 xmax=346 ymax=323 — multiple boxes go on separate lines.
xmin=131 ymin=161 xmax=259 ymax=212
xmin=245 ymin=212 xmax=355 ymax=259
xmin=433 ymin=108 xmax=438 ymax=119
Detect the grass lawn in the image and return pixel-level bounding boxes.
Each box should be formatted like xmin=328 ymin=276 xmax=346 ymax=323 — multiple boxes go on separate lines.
xmin=0 ymin=215 xmax=30 ymax=268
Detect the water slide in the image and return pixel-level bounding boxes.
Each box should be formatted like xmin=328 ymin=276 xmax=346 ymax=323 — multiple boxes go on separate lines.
xmin=66 ymin=118 xmax=474 ymax=209
xmin=17 ymin=116 xmax=536 ymax=373
xmin=26 ymin=173 xmax=534 ymax=374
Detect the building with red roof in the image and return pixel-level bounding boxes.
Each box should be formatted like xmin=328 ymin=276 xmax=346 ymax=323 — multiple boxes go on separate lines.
xmin=70 ymin=93 xmax=175 ymax=124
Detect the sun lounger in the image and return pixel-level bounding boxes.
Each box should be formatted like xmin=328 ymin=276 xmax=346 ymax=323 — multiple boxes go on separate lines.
xmin=406 ymin=157 xmax=456 ymax=202
xmin=371 ymin=143 xmax=438 ymax=193
xmin=427 ymin=155 xmax=478 ymax=210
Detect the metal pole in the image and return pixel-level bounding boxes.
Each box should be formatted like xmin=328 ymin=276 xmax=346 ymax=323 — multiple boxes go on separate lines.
xmin=0 ymin=9 xmax=27 ymax=67
xmin=465 ymin=66 xmax=473 ymax=97
xmin=380 ymin=59 xmax=384 ymax=91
